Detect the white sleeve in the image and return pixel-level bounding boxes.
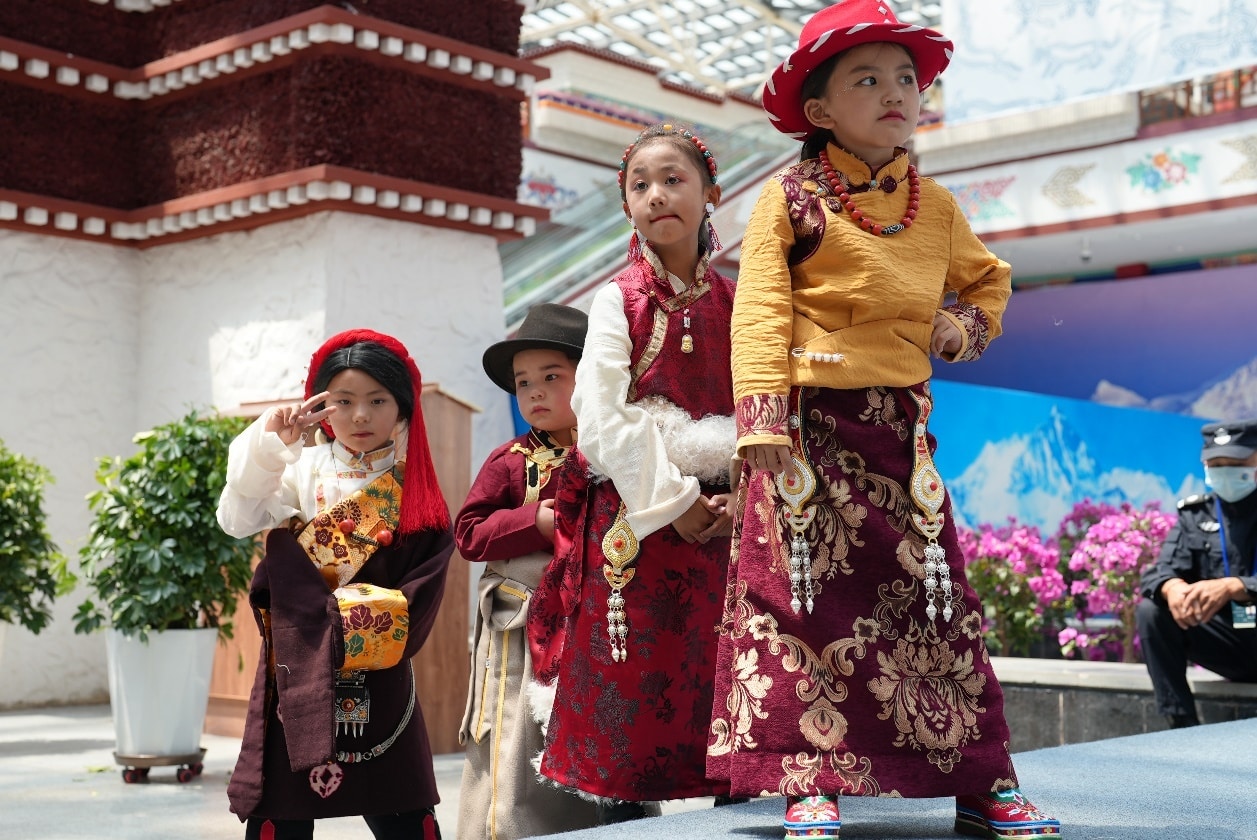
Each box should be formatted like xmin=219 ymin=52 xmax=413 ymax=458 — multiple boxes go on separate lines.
xmin=573 ymin=283 xmax=700 ymax=539
xmin=215 ymin=412 xmax=306 ymax=538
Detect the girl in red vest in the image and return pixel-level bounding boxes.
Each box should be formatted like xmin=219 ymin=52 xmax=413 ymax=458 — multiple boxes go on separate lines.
xmin=528 ymin=123 xmax=739 ymax=820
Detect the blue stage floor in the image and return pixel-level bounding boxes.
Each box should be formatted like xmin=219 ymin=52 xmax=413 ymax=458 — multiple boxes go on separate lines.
xmin=3 ymin=705 xmax=1253 ymax=839
xmin=538 ymin=719 xmax=1257 ymax=840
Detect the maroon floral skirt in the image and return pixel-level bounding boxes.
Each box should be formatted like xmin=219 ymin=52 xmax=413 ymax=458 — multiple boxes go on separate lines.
xmin=707 ymin=384 xmax=1018 ymax=799
xmin=531 ymin=450 xmax=731 ymax=802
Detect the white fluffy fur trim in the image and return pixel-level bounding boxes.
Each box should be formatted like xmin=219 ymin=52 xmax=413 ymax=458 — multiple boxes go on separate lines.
xmin=638 ymin=396 xmax=735 ymax=483
xmin=530 ymin=761 xmax=661 ymax=808
xmin=526 ymin=678 xmax=556 ymax=735
xmin=588 ymin=396 xmax=734 ymax=484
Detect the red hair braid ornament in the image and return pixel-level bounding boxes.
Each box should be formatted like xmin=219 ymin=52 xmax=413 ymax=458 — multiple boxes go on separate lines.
xmin=304 ymin=329 xmax=450 ymax=534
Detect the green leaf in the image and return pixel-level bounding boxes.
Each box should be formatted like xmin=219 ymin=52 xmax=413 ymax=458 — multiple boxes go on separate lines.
xmin=75 ymin=410 xmax=254 ymax=640
xmin=0 ymin=440 xmax=67 ymax=634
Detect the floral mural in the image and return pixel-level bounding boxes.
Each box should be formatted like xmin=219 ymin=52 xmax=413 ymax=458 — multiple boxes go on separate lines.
xmin=1125 ymin=149 xmax=1203 ymax=193
xmin=944 ymin=176 xmax=1016 ymax=223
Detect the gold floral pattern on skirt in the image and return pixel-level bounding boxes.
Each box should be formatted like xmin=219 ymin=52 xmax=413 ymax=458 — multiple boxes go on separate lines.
xmin=708 ymin=384 xmax=1018 ymax=799
xmin=867 ymin=620 xmax=990 ymax=773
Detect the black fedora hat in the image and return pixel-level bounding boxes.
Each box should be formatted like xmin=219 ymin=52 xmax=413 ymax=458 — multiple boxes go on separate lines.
xmin=482 ymin=303 xmax=589 ymax=394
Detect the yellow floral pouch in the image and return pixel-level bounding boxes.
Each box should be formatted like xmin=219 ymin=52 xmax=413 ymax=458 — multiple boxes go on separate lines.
xmin=334 ymin=582 xmax=409 ymax=672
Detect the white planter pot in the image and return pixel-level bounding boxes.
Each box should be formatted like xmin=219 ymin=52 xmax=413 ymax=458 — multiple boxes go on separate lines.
xmin=105 ymin=627 xmax=218 ymax=757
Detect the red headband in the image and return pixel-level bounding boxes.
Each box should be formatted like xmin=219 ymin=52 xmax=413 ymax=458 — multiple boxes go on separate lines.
xmin=305 ymin=329 xmax=450 ymax=535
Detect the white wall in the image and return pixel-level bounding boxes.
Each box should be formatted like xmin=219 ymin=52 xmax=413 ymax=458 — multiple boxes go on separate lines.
xmin=534 ymin=50 xmax=765 ymax=131
xmin=133 ymin=212 xmax=513 ymax=460
xmin=0 ymin=229 xmax=142 ymax=707
xmin=0 ymin=212 xmax=514 ymax=708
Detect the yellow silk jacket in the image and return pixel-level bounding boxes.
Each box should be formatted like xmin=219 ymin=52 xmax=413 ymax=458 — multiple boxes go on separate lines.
xmin=731 ymin=145 xmax=1012 ymax=451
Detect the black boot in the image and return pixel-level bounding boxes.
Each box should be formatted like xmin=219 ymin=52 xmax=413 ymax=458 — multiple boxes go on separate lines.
xmin=1168 ymin=712 xmax=1200 ymax=729
xmin=598 ymin=801 xmax=650 ymax=824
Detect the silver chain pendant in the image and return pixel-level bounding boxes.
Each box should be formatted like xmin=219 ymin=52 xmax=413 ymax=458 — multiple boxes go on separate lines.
xmin=334 ymin=670 xmax=370 ymax=738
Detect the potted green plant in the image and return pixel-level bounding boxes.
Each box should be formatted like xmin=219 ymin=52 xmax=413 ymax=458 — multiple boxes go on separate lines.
xmin=74 ymin=409 xmax=255 ymax=781
xmin=0 ymin=439 xmax=70 ymax=639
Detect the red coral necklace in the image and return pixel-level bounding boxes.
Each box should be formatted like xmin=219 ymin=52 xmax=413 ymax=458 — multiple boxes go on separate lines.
xmin=819 ymin=150 xmax=920 ymax=236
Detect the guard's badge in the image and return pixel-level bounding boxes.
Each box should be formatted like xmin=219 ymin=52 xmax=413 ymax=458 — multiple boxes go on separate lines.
xmin=1199 ymin=521 xmax=1221 ymax=532
xmin=1214 ymin=428 xmax=1233 ymax=445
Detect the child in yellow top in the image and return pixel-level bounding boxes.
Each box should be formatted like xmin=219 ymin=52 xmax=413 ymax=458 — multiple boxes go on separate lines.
xmin=707 ymin=3 xmax=1060 ymax=839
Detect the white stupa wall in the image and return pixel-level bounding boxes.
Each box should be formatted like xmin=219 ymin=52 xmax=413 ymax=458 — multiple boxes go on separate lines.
xmin=0 ymin=212 xmax=513 ymax=708
xmin=1 ymin=228 xmax=142 ymax=707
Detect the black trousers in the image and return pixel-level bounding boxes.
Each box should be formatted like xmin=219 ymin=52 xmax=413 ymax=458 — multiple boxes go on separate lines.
xmin=245 ymin=808 xmax=440 ymax=840
xmin=1135 ymin=597 xmax=1257 ymax=718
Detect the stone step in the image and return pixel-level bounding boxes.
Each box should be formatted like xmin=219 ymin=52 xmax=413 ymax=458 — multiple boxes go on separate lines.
xmin=992 ymin=656 xmax=1257 ymax=751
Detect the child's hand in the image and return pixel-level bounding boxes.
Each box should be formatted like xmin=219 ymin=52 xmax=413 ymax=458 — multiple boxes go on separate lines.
xmin=672 ymin=498 xmax=716 ymax=544
xmin=699 ymin=493 xmax=734 ymax=541
xmin=745 ymin=444 xmax=793 ymax=474
xmin=266 ymin=392 xmax=337 ymax=446
xmin=535 ymin=499 xmax=556 ymax=544
xmin=930 ymin=313 xmax=962 ymax=359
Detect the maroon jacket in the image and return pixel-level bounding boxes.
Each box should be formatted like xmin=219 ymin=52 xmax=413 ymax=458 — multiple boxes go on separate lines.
xmin=454 ymin=430 xmax=563 ymax=564
xmin=227 ymin=525 xmax=453 ymax=821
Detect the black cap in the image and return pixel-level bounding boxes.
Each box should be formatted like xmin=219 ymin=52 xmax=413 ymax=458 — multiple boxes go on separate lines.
xmin=482 ymin=304 xmax=588 ymax=394
xmin=1201 ymin=418 xmax=1257 ymax=461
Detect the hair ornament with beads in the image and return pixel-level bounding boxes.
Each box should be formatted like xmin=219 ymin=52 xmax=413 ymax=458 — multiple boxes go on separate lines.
xmin=618 ymin=123 xmax=723 ymax=262
xmin=617 ymin=123 xmax=719 ymax=202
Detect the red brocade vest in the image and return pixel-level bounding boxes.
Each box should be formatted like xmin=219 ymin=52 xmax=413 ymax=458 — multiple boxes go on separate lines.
xmin=615 ymin=260 xmax=734 ymax=421
xmin=529 ymin=258 xmax=738 ymax=801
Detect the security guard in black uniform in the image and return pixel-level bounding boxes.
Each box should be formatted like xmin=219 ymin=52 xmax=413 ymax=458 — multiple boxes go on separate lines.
xmin=1137 ymin=418 xmax=1257 ymax=728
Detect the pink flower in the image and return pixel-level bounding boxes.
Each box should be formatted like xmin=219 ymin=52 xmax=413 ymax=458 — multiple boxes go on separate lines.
xmin=958 ymin=519 xmax=1060 ymax=656
xmin=961 ymin=502 xmax=1173 ymax=663
xmin=1058 ymin=505 xmax=1175 ymax=662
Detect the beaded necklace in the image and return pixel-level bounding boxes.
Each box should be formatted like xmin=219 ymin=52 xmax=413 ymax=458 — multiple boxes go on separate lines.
xmin=323 ymin=441 xmax=397 ymax=546
xmin=819 ymin=149 xmax=920 ymax=236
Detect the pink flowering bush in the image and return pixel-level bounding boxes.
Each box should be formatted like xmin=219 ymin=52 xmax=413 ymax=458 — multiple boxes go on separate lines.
xmin=957 ymin=521 xmax=1064 ymax=656
xmin=1061 ymin=504 xmax=1175 ymax=662
xmin=1051 ymin=499 xmax=1125 ymax=626
xmin=958 ymin=500 xmax=1176 ymax=662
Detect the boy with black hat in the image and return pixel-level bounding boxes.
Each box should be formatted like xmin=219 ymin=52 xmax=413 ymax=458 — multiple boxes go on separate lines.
xmin=1138 ymin=417 xmax=1257 ymax=728
xmin=454 ymin=303 xmax=599 ymax=840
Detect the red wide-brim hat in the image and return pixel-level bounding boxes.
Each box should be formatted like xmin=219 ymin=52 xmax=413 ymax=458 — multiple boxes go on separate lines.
xmin=762 ymin=0 xmax=953 ymax=139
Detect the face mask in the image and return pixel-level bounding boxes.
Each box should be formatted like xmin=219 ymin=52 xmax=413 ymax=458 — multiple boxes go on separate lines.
xmin=1205 ymin=465 xmax=1257 ymax=503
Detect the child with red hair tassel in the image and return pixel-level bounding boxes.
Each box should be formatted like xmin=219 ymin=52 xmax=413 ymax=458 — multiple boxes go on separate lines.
xmin=217 ymin=329 xmax=452 ymax=840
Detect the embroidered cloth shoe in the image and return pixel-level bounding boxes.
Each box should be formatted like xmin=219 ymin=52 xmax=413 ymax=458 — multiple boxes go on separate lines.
xmin=955 ymin=788 xmax=1061 ymax=839
xmin=783 ymin=795 xmax=841 ymax=838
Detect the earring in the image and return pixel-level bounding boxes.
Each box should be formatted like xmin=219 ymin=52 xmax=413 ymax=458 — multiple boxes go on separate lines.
xmin=628 ymin=227 xmax=642 ymax=262
xmin=706 ymin=215 xmax=722 ymax=253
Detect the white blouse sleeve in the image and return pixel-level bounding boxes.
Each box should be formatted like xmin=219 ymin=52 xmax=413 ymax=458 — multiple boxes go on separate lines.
xmin=573 ymin=283 xmax=700 ymax=540
xmin=215 ymin=412 xmax=307 ymax=538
